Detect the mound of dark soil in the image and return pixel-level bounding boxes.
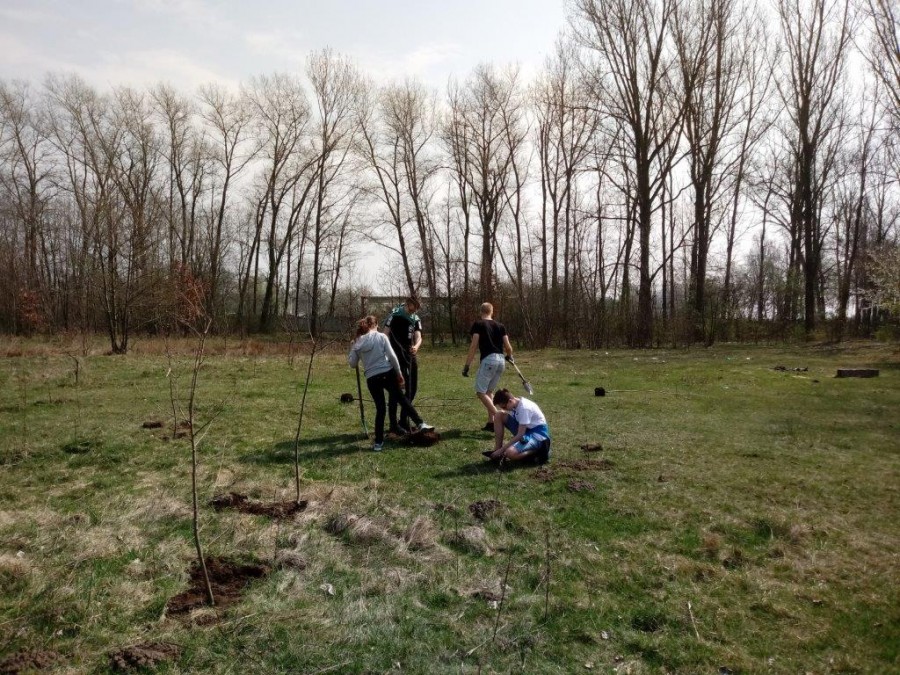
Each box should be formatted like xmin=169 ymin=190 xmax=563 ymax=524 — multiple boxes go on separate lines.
xmin=0 ymin=650 xmax=61 ymax=674
xmin=141 ymin=420 xmax=164 ymax=429
xmin=401 ymin=429 xmax=441 ymax=447
xmin=109 ymin=642 xmax=181 ymax=672
xmin=166 ymin=556 xmax=270 ymax=615
xmin=469 ymin=499 xmax=501 ymax=521
xmin=567 ymin=480 xmax=595 ymax=492
xmin=580 ymin=443 xmax=604 ymax=453
xmin=531 ymin=467 xmax=556 ymax=482
xmin=209 ymin=492 xmax=307 ymax=518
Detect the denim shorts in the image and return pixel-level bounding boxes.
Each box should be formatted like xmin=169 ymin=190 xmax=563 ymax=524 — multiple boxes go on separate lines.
xmin=475 ymin=353 xmax=506 ymax=394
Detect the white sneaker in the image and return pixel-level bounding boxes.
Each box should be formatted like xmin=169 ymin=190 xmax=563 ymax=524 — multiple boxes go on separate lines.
xmin=373 ymin=442 xmax=384 ymax=452
xmin=415 ymin=421 xmax=434 ymax=432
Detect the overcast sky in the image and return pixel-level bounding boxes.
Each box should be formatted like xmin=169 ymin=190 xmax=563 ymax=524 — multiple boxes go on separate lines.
xmin=0 ymin=0 xmax=568 ymax=91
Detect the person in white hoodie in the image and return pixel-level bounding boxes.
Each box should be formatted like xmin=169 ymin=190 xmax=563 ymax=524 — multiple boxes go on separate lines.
xmin=348 ymin=315 xmax=434 ymax=451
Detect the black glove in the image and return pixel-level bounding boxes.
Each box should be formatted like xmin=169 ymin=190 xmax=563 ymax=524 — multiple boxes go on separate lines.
xmin=505 ymin=355 xmax=515 ymax=364
xmin=462 ymin=364 xmax=470 ymax=377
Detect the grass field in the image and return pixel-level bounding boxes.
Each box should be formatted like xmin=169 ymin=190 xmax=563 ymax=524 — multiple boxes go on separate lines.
xmin=1 ymin=338 xmax=898 ymax=674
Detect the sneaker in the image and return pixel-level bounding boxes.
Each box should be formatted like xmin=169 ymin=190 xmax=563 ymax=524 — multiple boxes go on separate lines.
xmin=482 ymin=422 xmax=494 ymax=431
xmin=373 ymin=442 xmax=384 ymax=452
xmin=414 ymin=421 xmax=434 ymax=432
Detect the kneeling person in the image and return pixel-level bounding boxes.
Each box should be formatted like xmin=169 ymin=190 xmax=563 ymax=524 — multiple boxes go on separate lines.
xmin=486 ymin=389 xmax=551 ymax=464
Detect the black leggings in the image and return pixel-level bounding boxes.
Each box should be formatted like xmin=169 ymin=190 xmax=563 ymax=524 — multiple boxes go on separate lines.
xmin=390 ymin=353 xmax=418 ymax=428
xmin=367 ymin=371 xmax=423 ymax=443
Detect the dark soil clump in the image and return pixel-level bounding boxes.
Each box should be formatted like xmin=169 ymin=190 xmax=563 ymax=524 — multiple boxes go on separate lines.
xmin=0 ymin=650 xmax=61 ymax=674
xmin=469 ymin=499 xmax=501 ymax=521
xmin=580 ymin=443 xmax=604 ymax=453
xmin=142 ymin=420 xmax=164 ymax=429
xmin=166 ymin=556 xmax=270 ymax=615
xmin=531 ymin=467 xmax=556 ymax=482
xmin=567 ymin=480 xmax=595 ymax=492
xmin=401 ymin=429 xmax=441 ymax=447
xmin=109 ymin=642 xmax=181 ymax=672
xmin=210 ymin=492 xmax=307 ymax=518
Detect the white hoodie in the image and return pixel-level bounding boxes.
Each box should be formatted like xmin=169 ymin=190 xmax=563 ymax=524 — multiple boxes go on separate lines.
xmin=348 ymin=330 xmax=401 ymax=379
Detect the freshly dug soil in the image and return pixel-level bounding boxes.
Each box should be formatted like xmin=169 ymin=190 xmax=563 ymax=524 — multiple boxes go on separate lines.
xmin=109 ymin=642 xmax=181 ymax=672
xmin=166 ymin=556 xmax=270 ymax=615
xmin=580 ymin=443 xmax=604 ymax=453
xmin=531 ymin=467 xmax=556 ymax=482
xmin=401 ymin=429 xmax=441 ymax=447
xmin=141 ymin=420 xmax=164 ymax=429
xmin=209 ymin=492 xmax=307 ymax=518
xmin=567 ymin=480 xmax=596 ymax=492
xmin=468 ymin=500 xmax=501 ymax=521
xmin=0 ymin=650 xmax=61 ymax=674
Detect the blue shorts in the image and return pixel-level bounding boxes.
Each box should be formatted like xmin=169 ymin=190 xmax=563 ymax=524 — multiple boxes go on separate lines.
xmin=503 ymin=417 xmax=551 ymax=455
xmin=475 ymin=353 xmax=506 ymax=394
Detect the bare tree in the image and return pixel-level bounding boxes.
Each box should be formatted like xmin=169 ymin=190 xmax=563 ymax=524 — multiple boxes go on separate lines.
xmin=198 ymin=83 xmax=256 ymax=320
xmin=776 ymin=0 xmax=855 ymax=333
xmin=240 ymin=73 xmax=317 ymax=332
xmin=444 ymin=64 xmax=525 ymax=299
xmin=0 ymin=80 xmax=56 ymax=325
xmin=573 ymin=0 xmax=685 ymax=346
xmin=306 ymin=49 xmax=363 ymax=337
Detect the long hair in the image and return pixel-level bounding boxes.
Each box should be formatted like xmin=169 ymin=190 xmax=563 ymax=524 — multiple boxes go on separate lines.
xmin=355 ymin=315 xmax=378 ymax=337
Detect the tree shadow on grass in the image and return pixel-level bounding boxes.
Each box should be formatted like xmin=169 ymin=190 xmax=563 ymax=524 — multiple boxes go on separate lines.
xmin=239 ymin=433 xmax=368 ymax=465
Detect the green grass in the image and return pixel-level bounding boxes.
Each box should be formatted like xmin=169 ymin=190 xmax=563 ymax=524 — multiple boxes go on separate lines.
xmin=0 ymin=339 xmax=898 ymax=673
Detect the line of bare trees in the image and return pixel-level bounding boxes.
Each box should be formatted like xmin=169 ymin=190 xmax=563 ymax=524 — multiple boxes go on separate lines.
xmin=1 ymin=0 xmax=898 ymax=351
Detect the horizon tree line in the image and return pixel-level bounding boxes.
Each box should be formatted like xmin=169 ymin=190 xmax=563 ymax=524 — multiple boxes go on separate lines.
xmin=1 ymin=0 xmax=897 ymax=352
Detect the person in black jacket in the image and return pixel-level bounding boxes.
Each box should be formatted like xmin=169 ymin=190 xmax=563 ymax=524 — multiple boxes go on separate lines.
xmin=383 ymin=296 xmax=423 ymax=434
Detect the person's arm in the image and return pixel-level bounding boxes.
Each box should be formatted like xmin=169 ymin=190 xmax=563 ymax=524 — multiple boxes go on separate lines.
xmin=491 ymin=422 xmax=526 ymax=459
xmin=382 ymin=335 xmax=404 ymax=383
xmin=463 ymin=333 xmax=479 ymax=375
xmin=502 ymin=335 xmax=513 ymax=359
xmin=348 ymin=341 xmax=360 ymax=368
xmin=409 ymin=322 xmax=422 ymax=356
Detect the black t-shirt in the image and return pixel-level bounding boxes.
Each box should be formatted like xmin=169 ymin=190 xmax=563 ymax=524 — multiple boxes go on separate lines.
xmin=470 ymin=319 xmax=506 ymax=361
xmin=384 ymin=307 xmax=422 ymax=355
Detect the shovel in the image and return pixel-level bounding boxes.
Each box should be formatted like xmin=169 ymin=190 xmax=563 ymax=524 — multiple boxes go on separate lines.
xmin=507 ymin=358 xmax=534 ymax=395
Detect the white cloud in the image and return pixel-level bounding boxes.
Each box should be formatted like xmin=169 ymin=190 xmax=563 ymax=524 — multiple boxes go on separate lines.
xmin=128 ymin=0 xmax=232 ymax=35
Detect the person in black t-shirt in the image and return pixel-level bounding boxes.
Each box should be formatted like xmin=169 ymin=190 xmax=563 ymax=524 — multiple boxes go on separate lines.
xmin=384 ymin=296 xmax=423 ymax=433
xmin=463 ymin=302 xmax=514 ymax=431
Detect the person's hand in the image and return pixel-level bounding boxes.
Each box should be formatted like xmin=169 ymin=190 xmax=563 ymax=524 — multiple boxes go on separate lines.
xmin=410 ymin=345 xmax=418 ymax=355
xmin=397 ymin=374 xmax=405 ymax=387
xmin=462 ymin=364 xmax=470 ymax=377
xmin=505 ymin=354 xmax=515 ymax=364
xmin=491 ymin=448 xmax=505 ymax=461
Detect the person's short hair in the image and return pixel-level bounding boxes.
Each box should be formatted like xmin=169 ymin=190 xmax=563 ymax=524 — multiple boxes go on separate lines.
xmin=480 ymin=302 xmax=493 ymax=316
xmin=405 ymin=296 xmax=421 ymax=311
xmin=493 ymin=388 xmax=512 ymax=406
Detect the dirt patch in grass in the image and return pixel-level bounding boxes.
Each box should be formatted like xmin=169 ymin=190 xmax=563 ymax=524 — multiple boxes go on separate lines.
xmin=580 ymin=443 xmax=604 ymax=453
xmin=567 ymin=480 xmax=595 ymax=492
xmin=399 ymin=429 xmax=441 ymax=447
xmin=531 ymin=467 xmax=556 ymax=482
xmin=166 ymin=556 xmax=270 ymax=616
xmin=468 ymin=500 xmax=501 ymax=521
xmin=209 ymin=492 xmax=307 ymax=518
xmin=109 ymin=642 xmax=181 ymax=672
xmin=0 ymin=650 xmax=61 ymax=674
xmin=141 ymin=420 xmax=164 ymax=429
